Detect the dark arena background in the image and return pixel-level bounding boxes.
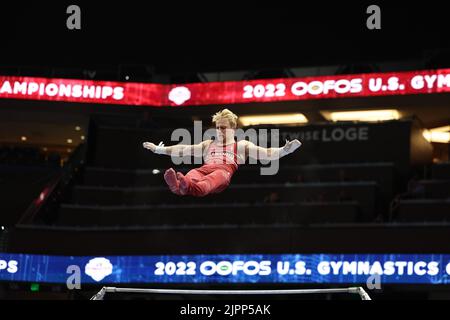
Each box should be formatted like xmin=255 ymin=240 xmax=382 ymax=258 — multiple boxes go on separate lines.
xmin=1 ymin=1 xmax=450 ymax=307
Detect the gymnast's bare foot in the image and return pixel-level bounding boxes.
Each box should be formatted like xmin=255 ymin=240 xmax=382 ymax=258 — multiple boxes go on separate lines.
xmin=164 ymin=168 xmax=181 ymax=195
xmin=177 ymin=172 xmax=190 ymax=195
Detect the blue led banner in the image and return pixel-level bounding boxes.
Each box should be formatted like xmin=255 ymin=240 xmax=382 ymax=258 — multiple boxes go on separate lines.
xmin=1 ymin=253 xmax=450 ymax=284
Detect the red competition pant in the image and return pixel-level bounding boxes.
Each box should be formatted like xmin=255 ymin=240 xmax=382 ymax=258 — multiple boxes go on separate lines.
xmin=184 ymin=163 xmax=236 ymax=197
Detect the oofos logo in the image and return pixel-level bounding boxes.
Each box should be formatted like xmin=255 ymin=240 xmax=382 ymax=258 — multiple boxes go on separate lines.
xmin=199 ymin=260 xmax=271 ymax=276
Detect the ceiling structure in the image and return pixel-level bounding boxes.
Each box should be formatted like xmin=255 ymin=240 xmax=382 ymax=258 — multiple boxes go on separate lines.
xmin=1 ymin=3 xmax=450 ymax=75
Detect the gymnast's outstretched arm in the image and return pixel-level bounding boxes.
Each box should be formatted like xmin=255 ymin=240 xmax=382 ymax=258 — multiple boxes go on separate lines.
xmin=143 ymin=140 xmax=211 ymax=157
xmin=243 ymin=139 xmax=302 ymax=161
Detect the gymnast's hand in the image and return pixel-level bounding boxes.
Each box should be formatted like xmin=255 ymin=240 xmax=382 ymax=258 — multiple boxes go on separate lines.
xmin=143 ymin=142 xmax=156 ymax=151
xmin=282 ymin=139 xmax=302 ymax=155
xmin=143 ymin=141 xmax=165 ymax=154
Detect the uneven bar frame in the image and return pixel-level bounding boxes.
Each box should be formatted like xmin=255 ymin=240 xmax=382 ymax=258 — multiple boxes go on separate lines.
xmin=90 ymin=286 xmax=372 ymax=300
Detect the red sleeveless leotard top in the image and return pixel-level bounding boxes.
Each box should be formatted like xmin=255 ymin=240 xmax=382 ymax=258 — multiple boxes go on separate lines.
xmin=204 ymin=140 xmax=241 ymax=171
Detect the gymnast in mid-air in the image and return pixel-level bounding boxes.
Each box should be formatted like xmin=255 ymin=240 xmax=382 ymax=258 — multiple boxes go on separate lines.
xmin=143 ymin=108 xmax=302 ymax=197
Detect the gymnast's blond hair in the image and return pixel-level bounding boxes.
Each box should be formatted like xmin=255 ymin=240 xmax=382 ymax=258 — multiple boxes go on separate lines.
xmin=212 ymin=108 xmax=238 ymax=129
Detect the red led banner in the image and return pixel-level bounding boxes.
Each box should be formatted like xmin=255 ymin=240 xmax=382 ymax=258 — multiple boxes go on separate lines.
xmin=1 ymin=69 xmax=450 ymax=107
xmin=0 ymin=76 xmax=165 ymax=107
